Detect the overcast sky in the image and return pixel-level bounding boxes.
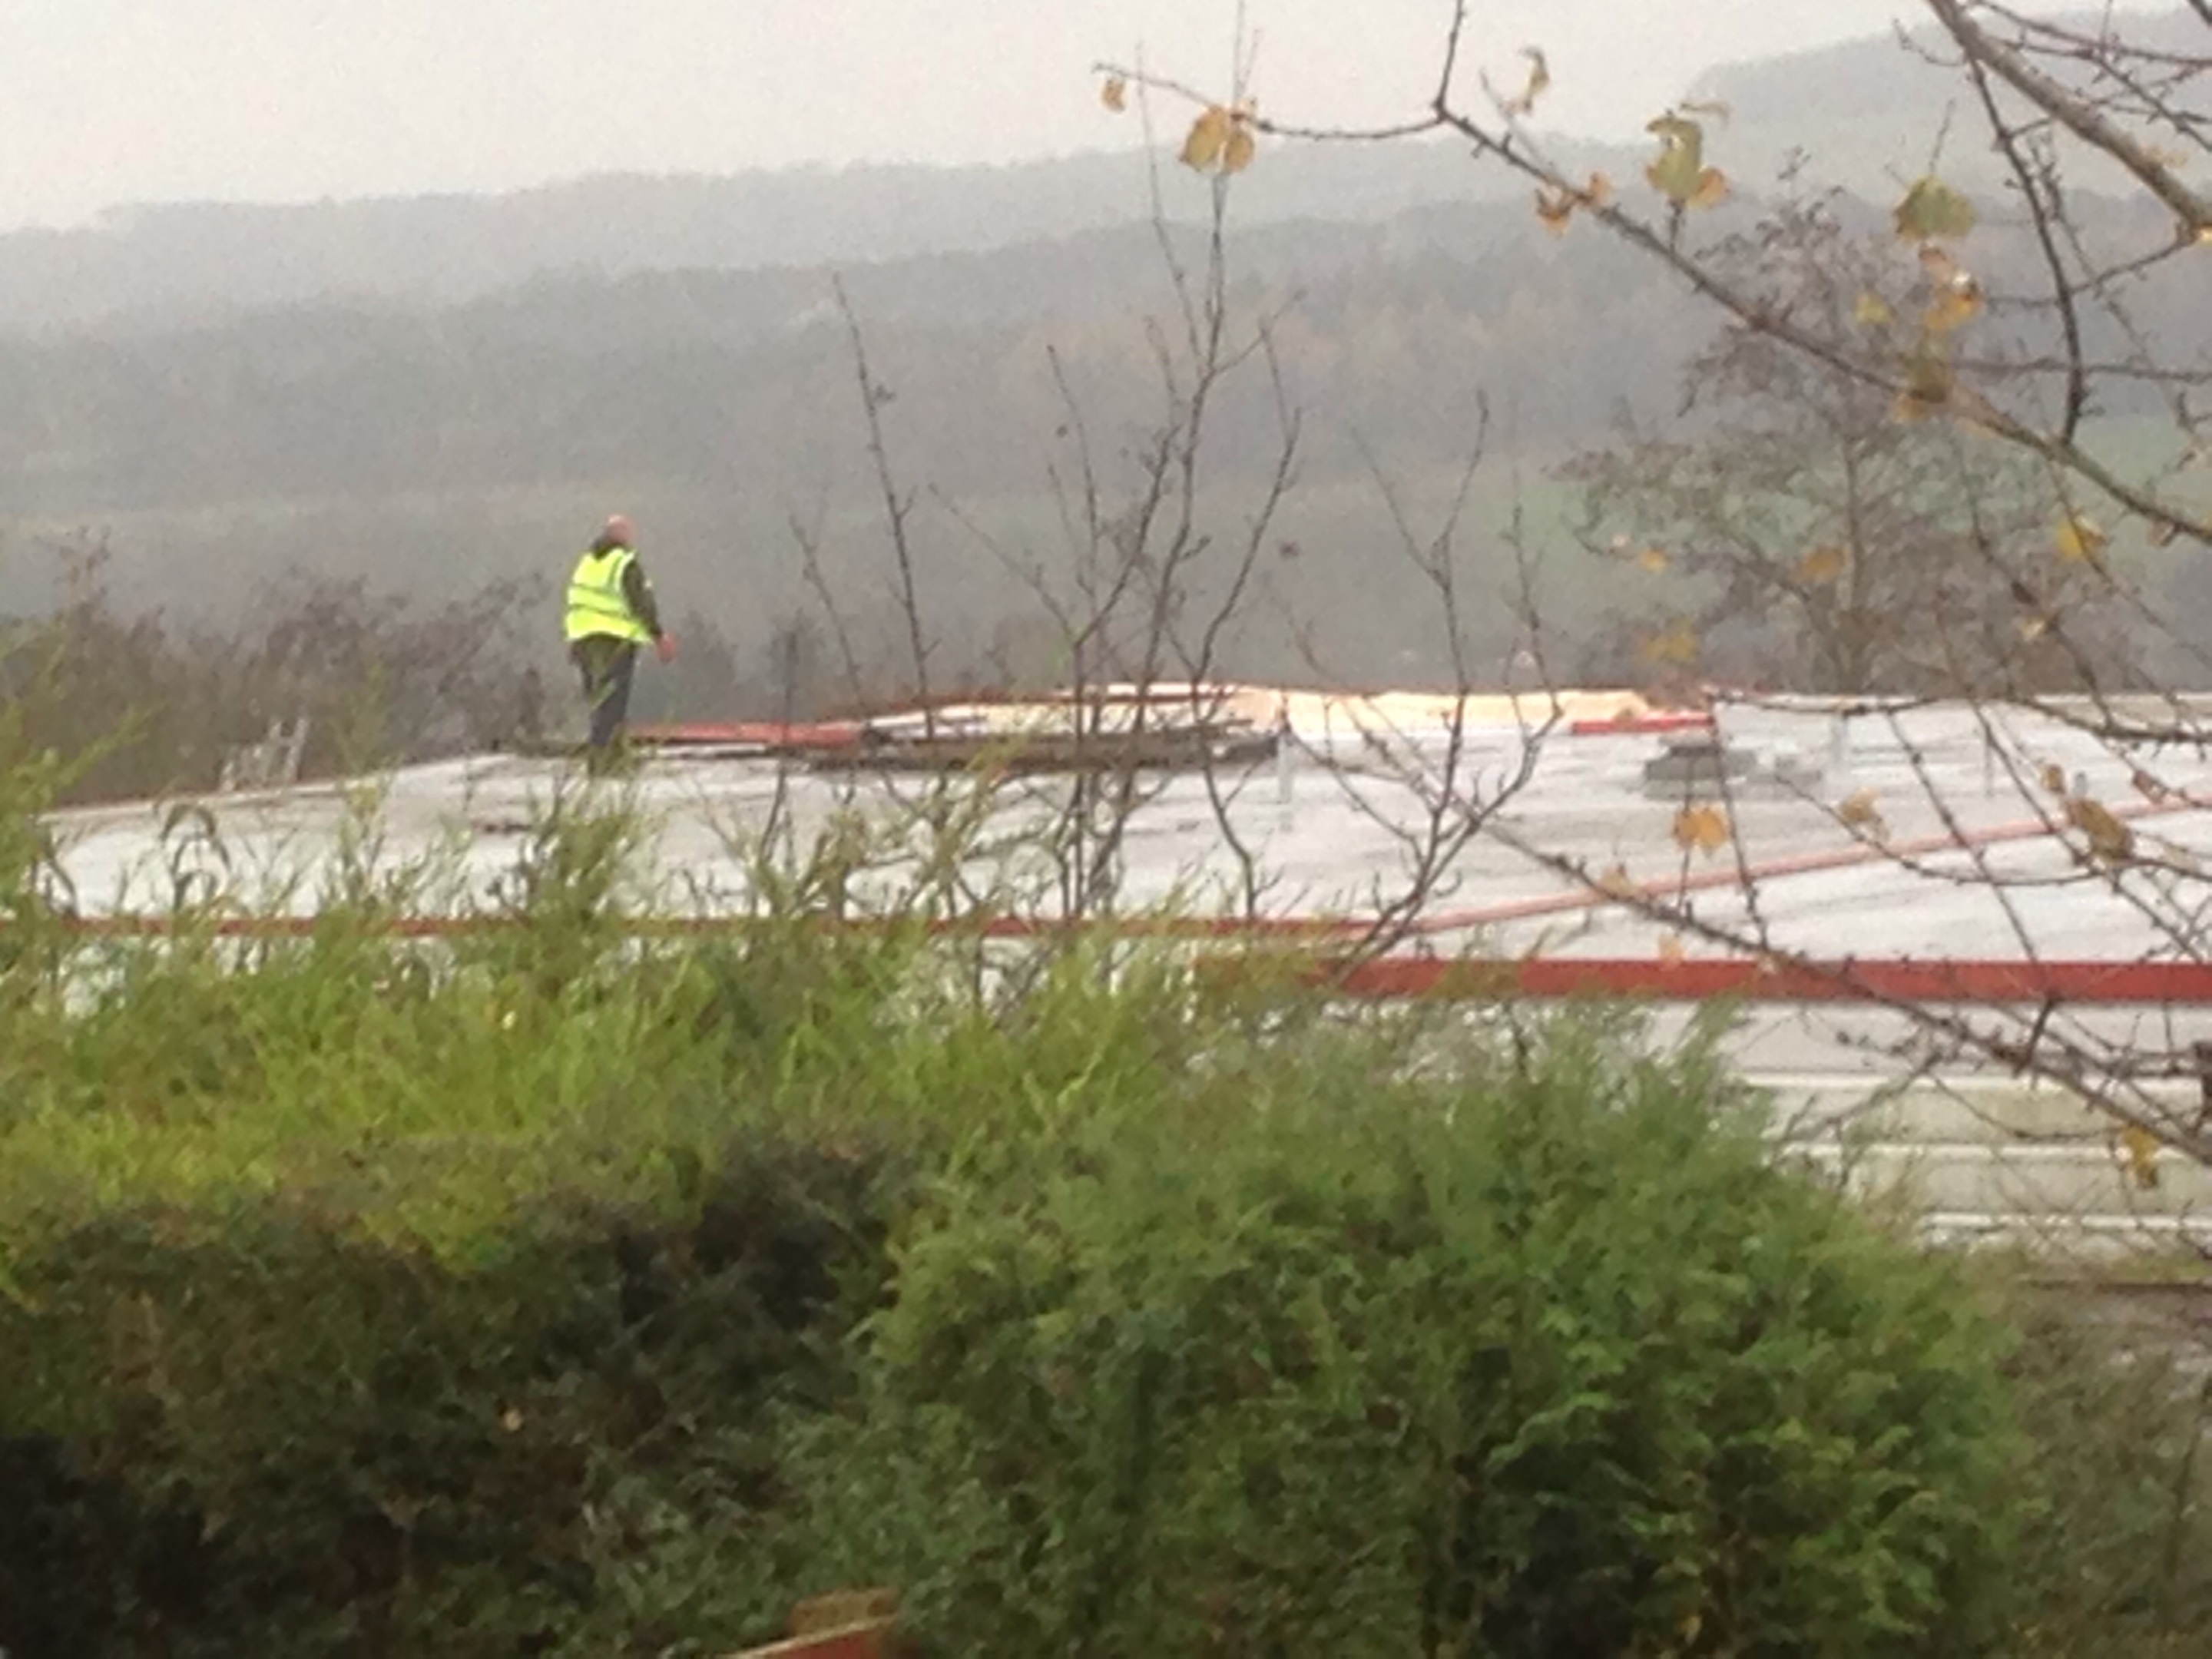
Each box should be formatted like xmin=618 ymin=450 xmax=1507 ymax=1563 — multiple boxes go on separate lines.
xmin=0 ymin=1 xmax=2148 ymax=230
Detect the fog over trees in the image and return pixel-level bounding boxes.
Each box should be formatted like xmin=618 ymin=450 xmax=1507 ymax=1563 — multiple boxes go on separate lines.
xmin=2 ymin=14 xmax=2203 ymax=711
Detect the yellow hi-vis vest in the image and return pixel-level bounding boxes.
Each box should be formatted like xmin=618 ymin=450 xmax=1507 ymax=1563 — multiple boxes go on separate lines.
xmin=564 ymin=547 xmax=652 ymax=644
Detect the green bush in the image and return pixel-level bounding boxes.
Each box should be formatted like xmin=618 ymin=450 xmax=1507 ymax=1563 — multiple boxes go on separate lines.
xmin=0 ymin=1139 xmax=905 ymax=1657
xmin=5 ymin=780 xmax=2212 ymax=1654
xmin=1986 ymin=1286 xmax=2212 ymax=1658
xmin=794 ymin=1023 xmax=2028 ymax=1655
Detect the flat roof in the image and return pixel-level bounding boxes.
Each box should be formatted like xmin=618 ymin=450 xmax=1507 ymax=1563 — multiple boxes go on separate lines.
xmin=38 ymin=696 xmax=2212 ymax=1077
xmin=41 ymin=697 xmax=2209 ymax=953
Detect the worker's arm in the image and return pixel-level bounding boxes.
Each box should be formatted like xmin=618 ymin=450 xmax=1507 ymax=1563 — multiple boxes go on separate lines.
xmin=620 ymin=558 xmax=666 ymax=640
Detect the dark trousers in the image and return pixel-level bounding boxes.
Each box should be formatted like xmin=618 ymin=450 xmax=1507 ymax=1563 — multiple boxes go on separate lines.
xmin=570 ymin=635 xmax=639 ymax=752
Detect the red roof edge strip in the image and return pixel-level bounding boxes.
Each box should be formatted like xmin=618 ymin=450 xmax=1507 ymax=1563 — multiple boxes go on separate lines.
xmin=627 ymin=722 xmax=863 ymax=747
xmin=1565 ymin=712 xmax=1717 ymax=737
xmin=1278 ymin=956 xmax=2212 ymax=1005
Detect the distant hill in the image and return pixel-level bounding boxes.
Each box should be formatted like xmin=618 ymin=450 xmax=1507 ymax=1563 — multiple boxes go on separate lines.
xmin=1689 ymin=6 xmax=2206 ymax=197
xmin=0 ymin=180 xmax=2187 ymax=683
xmin=0 ymin=137 xmax=1616 ymax=336
xmin=0 ymin=11 xmax=2191 ymax=336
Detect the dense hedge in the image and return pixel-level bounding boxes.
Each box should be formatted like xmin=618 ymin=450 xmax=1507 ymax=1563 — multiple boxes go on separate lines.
xmin=797 ymin=1030 xmax=2023 ymax=1654
xmin=0 ymin=1143 xmax=902 ymax=1656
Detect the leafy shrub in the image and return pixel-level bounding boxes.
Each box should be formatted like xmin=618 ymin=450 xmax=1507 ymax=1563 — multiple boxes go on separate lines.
xmin=1987 ymin=1285 xmax=2212 ymax=1658
xmin=3 ymin=774 xmax=2210 ymax=1655
xmin=795 ymin=1024 xmax=2026 ymax=1656
xmin=0 ymin=1139 xmax=906 ymax=1658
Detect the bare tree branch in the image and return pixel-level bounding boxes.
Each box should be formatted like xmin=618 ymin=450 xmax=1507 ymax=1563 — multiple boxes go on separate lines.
xmin=1924 ymin=0 xmax=2211 ymax=236
xmin=831 ymin=275 xmax=935 ymax=735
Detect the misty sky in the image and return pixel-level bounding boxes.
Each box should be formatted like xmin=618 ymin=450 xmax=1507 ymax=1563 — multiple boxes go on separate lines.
xmin=0 ymin=0 xmax=2157 ymax=230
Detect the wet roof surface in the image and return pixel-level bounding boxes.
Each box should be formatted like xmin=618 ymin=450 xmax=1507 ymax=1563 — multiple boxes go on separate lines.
xmin=48 ymin=699 xmax=2212 ymax=954
xmin=41 ymin=698 xmax=2212 ymax=1078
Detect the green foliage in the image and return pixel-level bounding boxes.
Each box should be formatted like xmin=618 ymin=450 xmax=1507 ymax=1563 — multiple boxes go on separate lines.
xmin=1986 ymin=1286 xmax=2212 ymax=1657
xmin=0 ymin=674 xmax=84 ymax=1108
xmin=4 ymin=773 xmax=2212 ymax=1654
xmin=0 ymin=1144 xmax=903 ymax=1657
xmin=797 ymin=1025 xmax=2024 ymax=1654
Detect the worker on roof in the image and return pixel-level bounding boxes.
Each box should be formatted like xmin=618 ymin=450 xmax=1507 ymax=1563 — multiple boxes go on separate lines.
xmin=563 ymin=513 xmax=677 ymax=763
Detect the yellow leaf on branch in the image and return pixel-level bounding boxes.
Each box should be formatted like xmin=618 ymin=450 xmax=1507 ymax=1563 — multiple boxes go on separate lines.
xmin=1895 ymin=176 xmax=1976 ymax=240
xmin=1537 ymin=172 xmax=1617 ymax=235
xmin=1501 ymin=47 xmax=1551 ymax=117
xmin=1672 ymin=803 xmax=1731 ymax=856
xmin=1223 ymin=124 xmax=1257 ymax=175
xmin=1644 ymin=112 xmax=1708 ymax=206
xmin=2055 ymin=515 xmax=2108 ymax=564
xmin=1594 ymin=863 xmax=1641 ymax=901
xmin=1893 ymin=340 xmax=1955 ymax=422
xmin=1181 ymin=105 xmax=1233 ymax=171
xmin=1838 ymin=787 xmax=1887 ymax=841
xmin=1637 ymin=546 xmax=1671 ymax=575
xmin=1854 ymin=292 xmax=1895 ymax=327
xmin=1101 ymin=75 xmax=1128 ymax=113
xmin=1924 ymin=278 xmax=1985 ymax=335
xmin=2121 ymin=1124 xmax=2163 ymax=1190
xmin=2065 ymin=794 xmax=2134 ymax=863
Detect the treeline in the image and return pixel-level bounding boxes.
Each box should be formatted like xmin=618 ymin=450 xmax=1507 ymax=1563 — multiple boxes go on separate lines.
xmin=9 ymin=190 xmax=2191 ymax=522
xmin=0 ymin=137 xmax=1549 ymax=334
xmin=0 ymin=204 xmax=1706 ymax=519
xmin=4 ymin=187 xmax=2194 ymax=694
